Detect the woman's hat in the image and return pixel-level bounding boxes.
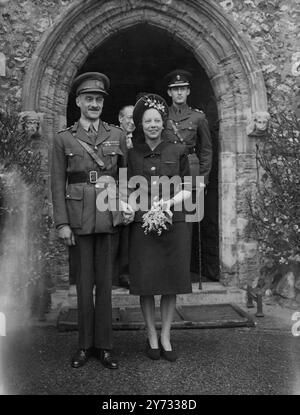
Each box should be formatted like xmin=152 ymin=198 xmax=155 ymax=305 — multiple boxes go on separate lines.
xmin=133 ymin=93 xmax=169 ymax=126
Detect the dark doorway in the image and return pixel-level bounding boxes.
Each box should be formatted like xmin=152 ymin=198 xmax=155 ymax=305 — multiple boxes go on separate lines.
xmin=67 ymin=23 xmax=219 ymax=282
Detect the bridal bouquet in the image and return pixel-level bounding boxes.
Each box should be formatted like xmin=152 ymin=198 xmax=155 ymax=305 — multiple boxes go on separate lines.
xmin=142 ymin=199 xmax=173 ymax=236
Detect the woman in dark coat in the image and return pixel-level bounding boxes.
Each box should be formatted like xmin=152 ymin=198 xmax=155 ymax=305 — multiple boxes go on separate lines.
xmin=127 ymin=94 xmax=192 ymax=362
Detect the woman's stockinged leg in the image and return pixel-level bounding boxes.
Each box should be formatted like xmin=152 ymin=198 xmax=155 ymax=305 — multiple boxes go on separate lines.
xmin=160 ymin=294 xmax=176 ymax=351
xmin=140 ymin=295 xmax=158 ymax=348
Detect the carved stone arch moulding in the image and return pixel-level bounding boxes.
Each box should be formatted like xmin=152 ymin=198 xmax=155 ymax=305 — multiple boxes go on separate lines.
xmin=22 ymin=0 xmax=268 ymax=285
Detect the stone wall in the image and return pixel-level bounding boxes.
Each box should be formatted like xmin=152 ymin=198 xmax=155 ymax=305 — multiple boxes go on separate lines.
xmin=218 ymin=0 xmax=299 ymax=116
xmin=0 ymin=0 xmax=298 ymax=113
xmin=0 ymin=0 xmax=299 ymax=289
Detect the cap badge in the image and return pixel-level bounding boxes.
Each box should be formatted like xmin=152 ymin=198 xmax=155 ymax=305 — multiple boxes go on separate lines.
xmin=176 ymin=75 xmax=181 ymax=80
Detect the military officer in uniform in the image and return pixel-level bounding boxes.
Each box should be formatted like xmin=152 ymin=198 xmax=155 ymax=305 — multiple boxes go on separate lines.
xmin=164 ymin=70 xmax=213 ymax=279
xmin=51 ymin=72 xmax=133 ymax=369
xmin=164 ymin=69 xmax=212 ymax=185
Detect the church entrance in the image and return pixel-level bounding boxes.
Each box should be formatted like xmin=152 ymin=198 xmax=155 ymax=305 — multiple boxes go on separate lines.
xmin=22 ymin=0 xmax=269 ymax=288
xmin=66 ymin=24 xmax=220 ymax=283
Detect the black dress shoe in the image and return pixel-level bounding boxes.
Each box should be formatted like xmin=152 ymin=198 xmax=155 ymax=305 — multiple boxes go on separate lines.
xmin=71 ymin=348 xmax=93 ymax=368
xmin=118 ymin=274 xmax=130 ymax=289
xmin=146 ymin=340 xmax=160 ymax=360
xmin=159 ymin=339 xmax=177 ymax=362
xmin=95 ymin=349 xmax=119 ymax=369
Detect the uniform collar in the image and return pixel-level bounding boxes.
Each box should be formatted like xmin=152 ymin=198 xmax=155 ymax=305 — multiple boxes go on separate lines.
xmin=170 ymin=103 xmax=189 ymax=114
xmin=71 ymin=119 xmax=110 ymax=146
xmin=79 ymin=118 xmax=100 ymax=132
xmin=169 ymin=104 xmax=192 ymax=121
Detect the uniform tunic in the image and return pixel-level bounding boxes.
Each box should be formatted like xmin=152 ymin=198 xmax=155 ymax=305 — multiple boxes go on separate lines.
xmin=164 ymin=104 xmax=212 ymax=185
xmin=128 ymin=140 xmax=192 ymax=296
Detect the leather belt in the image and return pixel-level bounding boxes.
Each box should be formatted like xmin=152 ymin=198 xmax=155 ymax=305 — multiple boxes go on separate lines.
xmin=68 ymin=171 xmax=99 ymax=184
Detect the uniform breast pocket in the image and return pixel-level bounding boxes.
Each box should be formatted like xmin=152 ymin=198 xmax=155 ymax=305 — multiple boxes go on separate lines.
xmin=65 ymin=147 xmax=84 ymax=171
xmin=65 ymin=185 xmax=84 ymax=228
xmin=183 ymin=124 xmax=197 ymax=143
xmin=160 ymin=158 xmax=179 ymax=177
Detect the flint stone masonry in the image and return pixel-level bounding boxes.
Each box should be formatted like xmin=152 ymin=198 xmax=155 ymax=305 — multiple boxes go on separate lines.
xmin=0 ymin=0 xmax=298 ymax=289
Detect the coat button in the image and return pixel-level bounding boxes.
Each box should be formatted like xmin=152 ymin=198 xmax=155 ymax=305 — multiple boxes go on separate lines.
xmin=174 ymin=141 xmax=177 ymax=144
xmin=151 ymin=167 xmax=156 ymax=171
xmin=69 ymin=153 xmax=73 ymax=156
xmin=112 ymin=152 xmax=116 ymax=155
xmin=94 ymin=146 xmax=97 ymax=150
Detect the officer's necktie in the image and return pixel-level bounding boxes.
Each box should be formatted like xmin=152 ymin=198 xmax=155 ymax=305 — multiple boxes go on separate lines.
xmin=87 ymin=124 xmax=98 ymax=143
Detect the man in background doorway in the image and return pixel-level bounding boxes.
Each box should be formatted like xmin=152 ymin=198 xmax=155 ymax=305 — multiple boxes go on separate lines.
xmin=117 ymin=105 xmax=135 ymax=289
xmin=118 ymin=105 xmax=135 ymax=149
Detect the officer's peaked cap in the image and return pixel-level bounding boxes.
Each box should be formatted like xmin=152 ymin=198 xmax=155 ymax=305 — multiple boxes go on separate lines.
xmin=72 ymin=72 xmax=110 ymax=96
xmin=165 ymin=69 xmax=192 ymax=88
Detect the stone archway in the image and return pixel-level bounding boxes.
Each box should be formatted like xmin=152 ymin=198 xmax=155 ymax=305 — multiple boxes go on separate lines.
xmin=22 ymin=0 xmax=268 ymax=287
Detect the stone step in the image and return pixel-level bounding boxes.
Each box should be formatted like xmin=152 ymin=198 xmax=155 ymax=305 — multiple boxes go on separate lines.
xmin=53 ymin=282 xmax=246 ymax=311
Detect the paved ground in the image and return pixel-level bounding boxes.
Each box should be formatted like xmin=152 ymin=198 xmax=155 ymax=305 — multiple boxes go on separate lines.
xmin=1 ymin=302 xmax=300 ymax=395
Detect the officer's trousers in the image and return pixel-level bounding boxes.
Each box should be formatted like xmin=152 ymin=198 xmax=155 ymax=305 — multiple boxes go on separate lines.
xmin=72 ymin=233 xmax=118 ymax=350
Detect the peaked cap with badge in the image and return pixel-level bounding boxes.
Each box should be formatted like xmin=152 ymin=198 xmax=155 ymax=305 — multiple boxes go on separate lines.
xmin=72 ymin=72 xmax=110 ymax=96
xmin=165 ymin=69 xmax=192 ymax=88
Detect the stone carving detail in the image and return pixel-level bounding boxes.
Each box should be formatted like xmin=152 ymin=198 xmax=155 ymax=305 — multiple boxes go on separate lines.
xmin=18 ymin=111 xmax=41 ymax=138
xmin=247 ymin=111 xmax=271 ymax=137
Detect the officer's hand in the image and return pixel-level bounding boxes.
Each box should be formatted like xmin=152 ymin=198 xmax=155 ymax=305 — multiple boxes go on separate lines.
xmin=120 ymin=201 xmax=135 ymax=225
xmin=120 ymin=200 xmax=135 ymax=215
xmin=58 ymin=225 xmax=76 ymax=246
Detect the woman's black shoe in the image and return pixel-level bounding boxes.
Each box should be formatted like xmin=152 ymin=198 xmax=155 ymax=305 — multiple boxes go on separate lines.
xmin=146 ymin=340 xmax=160 ymax=360
xmin=159 ymin=339 xmax=178 ymax=362
xmin=71 ymin=348 xmax=93 ymax=368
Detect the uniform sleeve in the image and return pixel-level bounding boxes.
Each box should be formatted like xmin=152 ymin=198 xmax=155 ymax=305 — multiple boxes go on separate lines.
xmin=196 ymin=114 xmax=212 ymax=184
xmin=118 ymin=130 xmax=128 ymax=168
xmin=51 ymin=132 xmax=69 ymax=227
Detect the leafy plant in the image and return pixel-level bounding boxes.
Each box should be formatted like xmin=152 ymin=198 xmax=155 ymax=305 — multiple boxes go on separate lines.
xmin=247 ymin=112 xmax=300 ymax=267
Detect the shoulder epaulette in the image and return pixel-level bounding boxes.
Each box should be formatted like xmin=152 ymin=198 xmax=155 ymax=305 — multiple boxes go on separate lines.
xmin=109 ymin=123 xmax=122 ymax=130
xmin=58 ymin=125 xmax=73 ymax=133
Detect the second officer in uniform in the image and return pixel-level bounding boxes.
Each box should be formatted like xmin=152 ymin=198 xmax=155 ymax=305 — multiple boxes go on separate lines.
xmin=164 ymin=69 xmax=212 ymax=186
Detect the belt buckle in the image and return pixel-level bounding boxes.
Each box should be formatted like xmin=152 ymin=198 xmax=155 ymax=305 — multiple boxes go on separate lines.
xmin=89 ymin=171 xmax=98 ymax=184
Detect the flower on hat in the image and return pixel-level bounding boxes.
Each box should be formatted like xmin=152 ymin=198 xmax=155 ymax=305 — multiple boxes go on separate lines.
xmin=144 ymin=97 xmax=167 ymax=115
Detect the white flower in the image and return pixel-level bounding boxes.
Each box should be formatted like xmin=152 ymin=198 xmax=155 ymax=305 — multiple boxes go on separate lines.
xmin=142 ymin=202 xmax=172 ymax=236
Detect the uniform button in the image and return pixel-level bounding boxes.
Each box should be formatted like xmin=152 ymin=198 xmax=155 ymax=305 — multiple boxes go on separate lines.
xmin=112 ymin=152 xmax=116 ymax=155
xmin=151 ymin=167 xmax=156 ymax=171
xmin=174 ymin=141 xmax=177 ymax=144
xmin=94 ymin=146 xmax=97 ymax=150
xmin=66 ymin=195 xmax=70 ymax=198
xmin=69 ymin=153 xmax=73 ymax=156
